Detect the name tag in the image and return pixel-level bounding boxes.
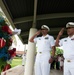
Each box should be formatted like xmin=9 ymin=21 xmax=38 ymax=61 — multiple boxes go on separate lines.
xmin=45 ymin=37 xmax=49 ymax=39
xmin=64 ymin=40 xmax=67 ymax=42
xmin=38 ymin=37 xmax=41 ymax=40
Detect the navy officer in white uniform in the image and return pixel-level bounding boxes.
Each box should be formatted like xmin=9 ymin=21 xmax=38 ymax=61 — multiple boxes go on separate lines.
xmin=55 ymin=22 xmax=74 ymax=75
xmin=29 ymin=25 xmax=55 ymax=75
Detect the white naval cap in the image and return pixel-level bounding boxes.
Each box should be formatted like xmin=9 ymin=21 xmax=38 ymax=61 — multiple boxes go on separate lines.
xmin=66 ymin=22 xmax=74 ymax=28
xmin=41 ymin=25 xmax=50 ymax=31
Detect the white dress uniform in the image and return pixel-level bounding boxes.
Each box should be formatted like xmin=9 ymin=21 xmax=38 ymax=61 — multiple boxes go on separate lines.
xmin=34 ymin=34 xmax=55 ymax=75
xmin=59 ymin=35 xmax=74 ymax=75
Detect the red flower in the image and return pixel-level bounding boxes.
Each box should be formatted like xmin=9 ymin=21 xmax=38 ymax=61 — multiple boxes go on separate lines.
xmin=8 ymin=48 xmax=16 ymax=57
xmin=0 ymin=38 xmax=6 ymax=49
xmin=2 ymin=64 xmax=11 ymax=71
xmin=2 ymin=25 xmax=12 ymax=34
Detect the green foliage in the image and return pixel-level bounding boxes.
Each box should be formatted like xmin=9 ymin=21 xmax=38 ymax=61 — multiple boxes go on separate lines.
xmin=0 ymin=58 xmax=7 ymax=72
xmin=55 ymin=47 xmax=63 ymax=55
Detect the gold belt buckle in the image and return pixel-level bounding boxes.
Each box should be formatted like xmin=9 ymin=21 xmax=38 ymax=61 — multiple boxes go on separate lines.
xmin=67 ymin=60 xmax=71 ymax=62
xmin=39 ymin=52 xmax=42 ymax=54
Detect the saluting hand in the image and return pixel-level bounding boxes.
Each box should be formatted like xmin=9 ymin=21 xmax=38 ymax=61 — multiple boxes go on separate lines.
xmin=35 ymin=30 xmax=41 ymax=36
xmin=58 ymin=28 xmax=65 ymax=36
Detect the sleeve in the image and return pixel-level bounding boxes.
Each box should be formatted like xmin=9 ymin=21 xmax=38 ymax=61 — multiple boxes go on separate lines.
xmin=34 ymin=37 xmax=37 ymax=43
xmin=50 ymin=36 xmax=55 ymax=47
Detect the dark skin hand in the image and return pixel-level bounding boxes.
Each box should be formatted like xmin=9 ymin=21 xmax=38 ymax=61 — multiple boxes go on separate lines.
xmin=58 ymin=28 xmax=65 ymax=36
xmin=49 ymin=46 xmax=55 ymax=63
xmin=49 ymin=58 xmax=54 ymax=63
xmin=55 ymin=28 xmax=65 ymax=46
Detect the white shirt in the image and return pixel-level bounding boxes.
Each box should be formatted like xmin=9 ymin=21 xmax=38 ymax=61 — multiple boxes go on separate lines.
xmin=34 ymin=34 xmax=55 ymax=53
xmin=59 ymin=35 xmax=74 ymax=59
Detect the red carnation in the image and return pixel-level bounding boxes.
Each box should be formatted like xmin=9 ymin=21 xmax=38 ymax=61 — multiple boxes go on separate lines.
xmin=8 ymin=48 xmax=16 ymax=57
xmin=2 ymin=25 xmax=12 ymax=34
xmin=2 ymin=64 xmax=11 ymax=71
xmin=0 ymin=38 xmax=6 ymax=49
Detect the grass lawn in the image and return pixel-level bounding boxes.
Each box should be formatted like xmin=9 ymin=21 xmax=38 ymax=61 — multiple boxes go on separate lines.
xmin=10 ymin=57 xmax=22 ymax=68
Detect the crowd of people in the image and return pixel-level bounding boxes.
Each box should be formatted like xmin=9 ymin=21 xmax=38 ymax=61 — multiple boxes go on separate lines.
xmin=51 ymin=54 xmax=64 ymax=71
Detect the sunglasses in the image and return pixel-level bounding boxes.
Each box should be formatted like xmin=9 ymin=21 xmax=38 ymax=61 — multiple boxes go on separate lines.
xmin=41 ymin=29 xmax=47 ymax=30
xmin=66 ymin=27 xmax=73 ymax=29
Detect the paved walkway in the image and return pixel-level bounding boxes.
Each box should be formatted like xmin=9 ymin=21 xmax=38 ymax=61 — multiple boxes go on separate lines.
xmin=1 ymin=65 xmax=24 ymax=75
xmin=50 ymin=69 xmax=63 ymax=75
xmin=1 ymin=65 xmax=63 ymax=75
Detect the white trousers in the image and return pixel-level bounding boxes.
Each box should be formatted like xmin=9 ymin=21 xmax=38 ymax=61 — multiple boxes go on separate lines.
xmin=64 ymin=59 xmax=74 ymax=75
xmin=35 ymin=52 xmax=51 ymax=75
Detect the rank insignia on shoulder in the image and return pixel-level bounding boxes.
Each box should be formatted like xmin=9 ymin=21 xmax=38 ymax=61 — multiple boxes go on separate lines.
xmin=45 ymin=37 xmax=49 ymax=39
xmin=64 ymin=40 xmax=67 ymax=42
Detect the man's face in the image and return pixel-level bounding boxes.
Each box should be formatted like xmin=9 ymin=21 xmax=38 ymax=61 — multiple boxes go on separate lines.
xmin=41 ymin=29 xmax=48 ymax=34
xmin=66 ymin=27 xmax=74 ymax=35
